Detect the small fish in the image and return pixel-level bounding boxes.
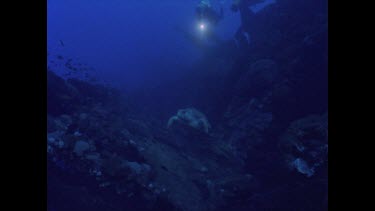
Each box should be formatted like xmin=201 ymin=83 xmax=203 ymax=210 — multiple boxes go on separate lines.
xmin=59 ymin=40 xmax=65 ymax=47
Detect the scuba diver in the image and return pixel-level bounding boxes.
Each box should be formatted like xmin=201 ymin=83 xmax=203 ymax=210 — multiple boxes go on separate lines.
xmin=230 ymin=0 xmax=261 ymax=51
xmin=195 ymin=0 xmax=224 ymax=42
xmin=174 ymin=0 xmax=225 ymax=49
xmin=196 ymin=0 xmax=224 ymax=26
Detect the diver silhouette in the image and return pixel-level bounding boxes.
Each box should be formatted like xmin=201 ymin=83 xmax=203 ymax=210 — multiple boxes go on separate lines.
xmin=195 ymin=0 xmax=224 ymax=43
xmin=196 ymin=0 xmax=224 ymax=26
xmin=231 ymin=0 xmax=260 ymax=51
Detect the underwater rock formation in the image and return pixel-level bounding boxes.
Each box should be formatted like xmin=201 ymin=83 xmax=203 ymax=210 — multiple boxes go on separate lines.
xmin=167 ymin=108 xmax=211 ymax=134
xmin=47 ymin=71 xmax=251 ymax=211
xmin=279 ymin=112 xmax=328 ymax=177
xmin=235 ymin=59 xmax=279 ymax=98
xmin=220 ymin=97 xmax=273 ymax=161
xmin=48 ymin=62 xmax=327 ymax=211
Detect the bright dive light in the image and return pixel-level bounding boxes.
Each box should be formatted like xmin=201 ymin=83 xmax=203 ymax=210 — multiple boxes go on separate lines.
xmin=199 ymin=23 xmax=205 ymax=30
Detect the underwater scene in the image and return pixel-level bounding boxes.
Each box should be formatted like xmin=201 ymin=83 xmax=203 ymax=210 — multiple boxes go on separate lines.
xmin=47 ymin=0 xmax=328 ymax=210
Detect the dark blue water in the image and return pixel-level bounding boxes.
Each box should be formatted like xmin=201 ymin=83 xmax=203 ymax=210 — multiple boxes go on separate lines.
xmin=47 ymin=0 xmax=328 ymax=210
xmin=47 ymin=0 xmax=276 ymax=90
